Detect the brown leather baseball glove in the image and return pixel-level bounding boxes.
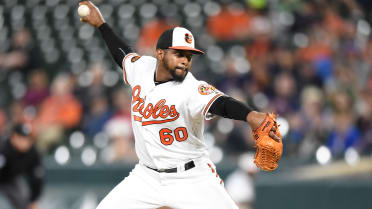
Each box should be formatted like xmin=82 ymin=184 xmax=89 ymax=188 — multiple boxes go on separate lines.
xmin=253 ymin=113 xmax=282 ymax=171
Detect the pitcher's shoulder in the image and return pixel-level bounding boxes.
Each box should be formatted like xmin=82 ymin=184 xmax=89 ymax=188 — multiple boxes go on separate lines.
xmin=127 ymin=55 xmax=157 ymax=72
xmin=183 ymin=72 xmax=200 ymax=85
xmin=126 ymin=54 xmax=154 ymax=65
xmin=184 ymin=73 xmax=211 ymax=89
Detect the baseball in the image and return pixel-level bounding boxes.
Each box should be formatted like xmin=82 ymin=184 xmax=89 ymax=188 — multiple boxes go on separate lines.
xmin=78 ymin=5 xmax=90 ymax=17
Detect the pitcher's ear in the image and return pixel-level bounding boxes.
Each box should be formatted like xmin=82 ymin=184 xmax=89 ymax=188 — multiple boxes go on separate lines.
xmin=156 ymin=49 xmax=165 ymax=60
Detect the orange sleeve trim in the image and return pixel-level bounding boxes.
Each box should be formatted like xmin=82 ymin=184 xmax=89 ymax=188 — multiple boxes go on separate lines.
xmin=133 ymin=115 xmax=142 ymax=122
xmin=122 ymin=53 xmax=137 ymax=85
xmin=203 ymin=93 xmax=224 ymax=116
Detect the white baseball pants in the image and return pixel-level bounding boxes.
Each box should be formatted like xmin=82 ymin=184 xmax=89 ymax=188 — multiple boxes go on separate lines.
xmin=96 ymin=158 xmax=239 ymax=209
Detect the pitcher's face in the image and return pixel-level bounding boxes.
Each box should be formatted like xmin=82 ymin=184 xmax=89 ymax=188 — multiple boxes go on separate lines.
xmin=161 ymin=49 xmax=193 ymax=82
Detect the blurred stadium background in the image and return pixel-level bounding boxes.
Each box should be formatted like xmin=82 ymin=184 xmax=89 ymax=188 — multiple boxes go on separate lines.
xmin=0 ymin=0 xmax=372 ymax=208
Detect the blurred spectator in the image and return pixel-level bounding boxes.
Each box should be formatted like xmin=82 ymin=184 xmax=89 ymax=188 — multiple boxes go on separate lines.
xmin=8 ymin=101 xmax=27 ymax=125
xmin=109 ymin=88 xmax=131 ymax=120
xmin=363 ymin=38 xmax=372 ymax=67
xmin=207 ymin=1 xmax=270 ymax=41
xmin=136 ymin=18 xmax=177 ymax=55
xmin=216 ymin=90 xmax=255 ymax=154
xmin=357 ymin=88 xmax=372 ymax=154
xmin=82 ymin=95 xmax=113 ymax=138
xmin=77 ymin=63 xmax=111 ymax=111
xmin=102 ymin=88 xmax=136 ymax=163
xmin=0 ymin=123 xmax=44 ymax=209
xmin=0 ymin=109 xmax=6 ymax=135
xmin=207 ymin=3 xmax=253 ymax=41
xmin=208 ymin=1 xmax=272 ymax=41
xmin=223 ymin=121 xmax=254 ymax=155
xmin=246 ymin=60 xmax=272 ymax=96
xmin=215 ymin=56 xmax=250 ymax=93
xmin=104 ymin=118 xmax=137 ymax=163
xmin=295 ymin=62 xmax=324 ymax=90
xmin=245 ymin=35 xmax=271 ymax=63
xmin=290 ymin=1 xmax=322 ymax=33
xmin=326 ymin=90 xmax=362 ymax=156
xmin=23 ymin=70 xmax=50 ymax=108
xmin=34 ymin=74 xmax=82 ymax=153
xmin=225 ymin=153 xmax=258 ymax=209
xmin=0 ymin=28 xmax=42 ymax=77
xmin=296 ymin=29 xmax=333 ymax=82
xmin=327 ymin=112 xmax=362 ymax=157
xmin=270 ymin=72 xmax=298 ymax=115
xmin=287 ymin=86 xmax=328 ymax=158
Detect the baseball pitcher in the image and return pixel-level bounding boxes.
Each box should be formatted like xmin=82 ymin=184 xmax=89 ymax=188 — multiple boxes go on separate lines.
xmin=79 ymin=1 xmax=282 ymax=209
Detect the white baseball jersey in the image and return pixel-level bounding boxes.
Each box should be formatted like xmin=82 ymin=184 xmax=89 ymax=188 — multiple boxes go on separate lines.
xmin=122 ymin=53 xmax=224 ymax=169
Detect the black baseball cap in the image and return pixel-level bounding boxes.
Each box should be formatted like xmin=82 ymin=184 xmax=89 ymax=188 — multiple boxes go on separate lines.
xmin=13 ymin=123 xmax=32 ymax=137
xmin=156 ymin=27 xmax=204 ymax=54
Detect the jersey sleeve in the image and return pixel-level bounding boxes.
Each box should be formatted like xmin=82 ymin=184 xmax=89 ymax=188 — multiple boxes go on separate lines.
xmin=188 ymin=81 xmax=224 ymax=120
xmin=122 ymin=52 xmax=141 ymax=86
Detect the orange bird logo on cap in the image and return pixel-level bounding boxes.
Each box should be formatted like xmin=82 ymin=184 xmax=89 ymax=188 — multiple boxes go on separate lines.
xmin=185 ymin=33 xmax=193 ymax=44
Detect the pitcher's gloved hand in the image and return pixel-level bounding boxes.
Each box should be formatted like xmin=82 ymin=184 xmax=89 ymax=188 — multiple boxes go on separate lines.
xmin=252 ymin=113 xmax=282 ymax=171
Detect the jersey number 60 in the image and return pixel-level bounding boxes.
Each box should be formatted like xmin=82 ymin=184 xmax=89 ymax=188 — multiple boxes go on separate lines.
xmin=159 ymin=127 xmax=188 ymax=145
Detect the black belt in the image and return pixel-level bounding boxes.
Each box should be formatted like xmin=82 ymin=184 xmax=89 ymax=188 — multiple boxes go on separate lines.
xmin=146 ymin=161 xmax=195 ymax=173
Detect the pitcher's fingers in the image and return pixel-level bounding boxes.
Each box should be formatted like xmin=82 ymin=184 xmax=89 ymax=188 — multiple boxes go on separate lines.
xmin=86 ymin=1 xmax=96 ymax=8
xmin=80 ymin=16 xmax=88 ymax=22
xmin=269 ymin=131 xmax=280 ymax=142
xmin=79 ymin=1 xmax=90 ymax=6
